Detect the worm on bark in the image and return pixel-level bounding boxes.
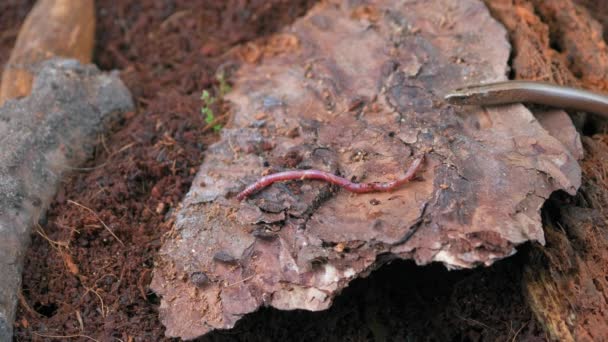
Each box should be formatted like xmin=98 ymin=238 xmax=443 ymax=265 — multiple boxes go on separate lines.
xmin=236 ymin=155 xmax=424 ymax=200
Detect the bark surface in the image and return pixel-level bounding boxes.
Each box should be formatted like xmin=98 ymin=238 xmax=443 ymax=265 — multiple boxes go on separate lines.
xmin=151 ymin=0 xmax=581 ymax=339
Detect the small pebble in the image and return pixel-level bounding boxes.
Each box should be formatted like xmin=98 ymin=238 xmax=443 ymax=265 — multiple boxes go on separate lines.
xmin=190 ymin=272 xmax=210 ymax=288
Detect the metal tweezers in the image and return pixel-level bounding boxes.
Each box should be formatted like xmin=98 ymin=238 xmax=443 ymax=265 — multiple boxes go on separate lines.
xmin=444 ymin=80 xmax=608 ymax=117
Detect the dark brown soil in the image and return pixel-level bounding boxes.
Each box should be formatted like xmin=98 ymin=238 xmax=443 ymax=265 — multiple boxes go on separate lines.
xmin=1 ymin=0 xmax=607 ymax=341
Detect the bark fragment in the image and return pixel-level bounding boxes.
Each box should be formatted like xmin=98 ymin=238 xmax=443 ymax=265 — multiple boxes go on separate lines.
xmin=151 ymin=0 xmax=581 ymax=339
xmin=0 ymin=0 xmax=95 ymax=105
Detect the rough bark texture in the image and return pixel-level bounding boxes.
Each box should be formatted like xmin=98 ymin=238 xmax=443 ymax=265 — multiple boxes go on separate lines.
xmin=522 ymin=138 xmax=608 ymax=342
xmin=0 ymin=59 xmax=132 ymax=339
xmin=151 ymin=0 xmax=581 ymax=339
xmin=0 ymin=0 xmax=95 ymax=106
xmin=484 ymin=0 xmax=608 ymax=340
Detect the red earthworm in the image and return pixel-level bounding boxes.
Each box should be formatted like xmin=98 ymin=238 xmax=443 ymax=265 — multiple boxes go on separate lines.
xmin=236 ymin=155 xmax=424 ymax=201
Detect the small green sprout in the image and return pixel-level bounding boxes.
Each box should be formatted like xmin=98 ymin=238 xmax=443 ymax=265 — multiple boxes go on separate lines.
xmin=200 ymin=73 xmax=232 ymax=133
xmin=200 ymin=89 xmax=222 ymax=132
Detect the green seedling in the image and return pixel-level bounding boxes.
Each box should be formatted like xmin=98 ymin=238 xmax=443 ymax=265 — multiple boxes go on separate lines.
xmin=200 ymin=73 xmax=232 ymax=133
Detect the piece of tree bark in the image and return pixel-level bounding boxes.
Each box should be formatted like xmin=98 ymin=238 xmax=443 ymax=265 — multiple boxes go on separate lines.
xmin=151 ymin=0 xmax=581 ymax=339
xmin=0 ymin=59 xmax=133 ymax=341
xmin=0 ymin=0 xmax=95 ymax=106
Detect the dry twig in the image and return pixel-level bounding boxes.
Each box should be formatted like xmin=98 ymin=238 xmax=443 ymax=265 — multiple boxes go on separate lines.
xmin=67 ymin=200 xmax=124 ymax=245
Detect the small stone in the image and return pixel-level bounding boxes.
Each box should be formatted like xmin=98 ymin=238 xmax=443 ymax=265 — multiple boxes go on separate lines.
xmin=190 ymin=272 xmax=210 ymax=288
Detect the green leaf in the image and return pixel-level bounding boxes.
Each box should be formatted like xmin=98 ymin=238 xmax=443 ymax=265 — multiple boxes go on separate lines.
xmin=201 ymin=90 xmax=210 ymax=101
xmin=202 ymin=108 xmax=215 ymax=124
xmin=201 ymin=90 xmax=215 ymax=105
